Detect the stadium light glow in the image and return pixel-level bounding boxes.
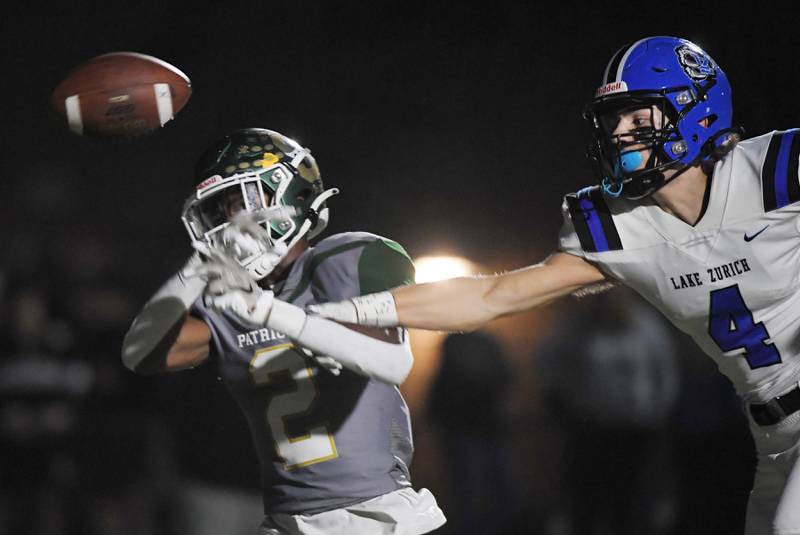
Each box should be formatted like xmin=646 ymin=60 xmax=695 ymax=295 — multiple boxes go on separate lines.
xmin=413 ymin=255 xmax=477 ymax=283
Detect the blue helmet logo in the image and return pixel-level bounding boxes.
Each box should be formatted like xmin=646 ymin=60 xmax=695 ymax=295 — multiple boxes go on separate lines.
xmin=676 ymin=45 xmax=716 ymax=81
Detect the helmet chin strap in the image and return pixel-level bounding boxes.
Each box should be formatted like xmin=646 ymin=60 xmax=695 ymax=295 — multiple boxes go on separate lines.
xmin=602 ymin=177 xmax=624 ymax=197
xmin=279 ymin=187 xmax=340 ymax=252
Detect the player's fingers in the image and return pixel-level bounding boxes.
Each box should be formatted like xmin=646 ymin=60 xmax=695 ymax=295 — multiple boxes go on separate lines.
xmin=191 ymin=262 xmax=224 ymax=281
xmin=194 ymin=242 xmax=231 ymax=267
xmin=228 ymin=231 xmax=266 ymax=259
xmin=245 ymin=206 xmax=297 ymax=225
xmin=314 ymin=356 xmax=343 ymax=375
xmin=205 ymin=278 xmax=232 ymax=296
xmin=230 ymin=207 xmax=296 ymax=238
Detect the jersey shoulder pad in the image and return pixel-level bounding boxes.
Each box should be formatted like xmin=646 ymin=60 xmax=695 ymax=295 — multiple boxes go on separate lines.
xmin=754 ymin=129 xmax=800 ymax=212
xmin=562 ymin=185 xmax=624 ymax=253
xmin=304 ymin=232 xmax=415 ymax=300
xmin=312 ymin=231 xmax=392 ymax=252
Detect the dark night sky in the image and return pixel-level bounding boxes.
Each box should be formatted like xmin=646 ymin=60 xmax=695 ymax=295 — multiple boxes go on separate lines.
xmin=4 ymin=2 xmax=800 ymax=283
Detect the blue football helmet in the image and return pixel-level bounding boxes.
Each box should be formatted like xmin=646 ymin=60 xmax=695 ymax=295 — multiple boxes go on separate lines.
xmin=584 ymin=36 xmax=739 ymax=199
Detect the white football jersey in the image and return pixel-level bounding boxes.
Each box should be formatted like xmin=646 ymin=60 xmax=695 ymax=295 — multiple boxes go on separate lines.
xmin=559 ymin=130 xmax=800 ymax=403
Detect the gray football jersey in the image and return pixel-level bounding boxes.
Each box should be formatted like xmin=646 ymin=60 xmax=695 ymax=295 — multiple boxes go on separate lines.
xmin=191 ymin=232 xmax=417 ymax=514
xmin=559 ymin=130 xmax=800 ymax=403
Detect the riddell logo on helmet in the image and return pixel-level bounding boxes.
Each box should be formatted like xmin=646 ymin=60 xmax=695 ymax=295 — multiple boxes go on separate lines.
xmin=197 ymin=175 xmax=222 ymax=190
xmin=595 ymin=81 xmax=628 ymax=97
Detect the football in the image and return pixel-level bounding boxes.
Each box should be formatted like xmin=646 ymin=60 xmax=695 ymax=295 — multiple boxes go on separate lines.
xmin=51 ymin=52 xmax=191 ymax=138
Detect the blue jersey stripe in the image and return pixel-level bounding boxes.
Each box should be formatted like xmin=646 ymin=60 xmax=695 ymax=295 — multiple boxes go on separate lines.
xmin=579 ymin=196 xmax=611 ymax=252
xmin=773 ymin=129 xmax=797 ymax=209
xmin=566 ymin=187 xmax=623 ymax=253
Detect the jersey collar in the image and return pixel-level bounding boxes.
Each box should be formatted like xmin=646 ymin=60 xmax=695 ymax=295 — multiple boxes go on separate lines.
xmin=642 ymin=159 xmax=731 ymax=263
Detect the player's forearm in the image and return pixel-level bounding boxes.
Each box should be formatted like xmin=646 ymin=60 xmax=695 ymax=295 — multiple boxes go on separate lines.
xmin=482 ymin=263 xmax=589 ymax=316
xmin=307 ymin=252 xmax=607 ymax=330
xmin=267 ymin=300 xmax=413 ymax=384
xmin=391 ymin=276 xmax=499 ymax=331
xmin=394 ymin=261 xmax=599 ymax=330
xmin=121 ymin=254 xmax=206 ymax=373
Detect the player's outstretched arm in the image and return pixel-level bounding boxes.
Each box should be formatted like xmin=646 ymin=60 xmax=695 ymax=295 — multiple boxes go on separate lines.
xmin=121 ymin=254 xmax=212 ymax=374
xmin=310 ymin=251 xmax=608 ymax=331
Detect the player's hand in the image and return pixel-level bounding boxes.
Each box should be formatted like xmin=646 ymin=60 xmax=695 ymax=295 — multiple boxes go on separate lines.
xmin=221 ymin=207 xmax=296 ymax=280
xmin=190 ymin=245 xmax=274 ymax=325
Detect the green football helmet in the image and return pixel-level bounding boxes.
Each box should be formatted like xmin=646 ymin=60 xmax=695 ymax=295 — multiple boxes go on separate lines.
xmin=182 ymin=128 xmax=338 ymax=267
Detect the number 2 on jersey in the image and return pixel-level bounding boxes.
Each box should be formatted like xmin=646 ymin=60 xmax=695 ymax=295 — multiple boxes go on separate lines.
xmin=250 ymin=344 xmax=338 ymax=470
xmin=708 ymin=284 xmax=782 ymax=369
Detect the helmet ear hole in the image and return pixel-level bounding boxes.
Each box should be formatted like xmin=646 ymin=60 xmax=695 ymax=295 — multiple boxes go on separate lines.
xmin=700 ymin=114 xmax=718 ymax=129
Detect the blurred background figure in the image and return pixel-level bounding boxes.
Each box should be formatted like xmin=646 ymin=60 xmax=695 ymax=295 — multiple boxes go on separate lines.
xmin=0 ymin=263 xmax=169 ymax=535
xmin=533 ymin=288 xmax=680 ymax=535
xmin=0 ymin=284 xmax=90 ymax=535
xmin=428 ymin=331 xmax=518 ymax=535
xmin=0 ymin=167 xmax=174 ymax=535
xmin=670 ymin=327 xmax=754 ymax=535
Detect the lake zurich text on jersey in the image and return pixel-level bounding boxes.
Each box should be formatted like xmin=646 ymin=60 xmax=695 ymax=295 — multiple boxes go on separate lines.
xmin=669 ymin=258 xmax=752 ymax=290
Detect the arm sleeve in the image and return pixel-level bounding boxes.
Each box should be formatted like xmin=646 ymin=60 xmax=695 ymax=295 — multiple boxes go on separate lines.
xmin=121 ymin=253 xmax=206 ymax=373
xmin=267 ymin=300 xmax=414 ymax=385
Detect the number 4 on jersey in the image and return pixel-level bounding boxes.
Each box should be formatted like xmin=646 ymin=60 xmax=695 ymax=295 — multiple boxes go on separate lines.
xmin=708 ymin=285 xmax=782 ymax=369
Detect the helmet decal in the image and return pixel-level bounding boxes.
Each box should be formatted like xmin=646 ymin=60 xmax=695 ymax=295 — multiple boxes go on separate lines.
xmin=676 ymin=45 xmax=717 ymax=81
xmin=595 ymin=81 xmax=628 ymax=98
xmin=196 ymin=174 xmax=223 ymax=190
xmin=258 ymin=153 xmax=280 ymax=167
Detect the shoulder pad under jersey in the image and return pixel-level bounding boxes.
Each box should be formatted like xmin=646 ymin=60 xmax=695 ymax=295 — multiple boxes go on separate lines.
xmin=564 ymin=186 xmax=624 ymax=253
xmin=760 ymin=129 xmax=800 ymax=212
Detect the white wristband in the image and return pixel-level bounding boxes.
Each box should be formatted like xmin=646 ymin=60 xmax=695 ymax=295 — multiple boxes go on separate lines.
xmin=352 ymin=291 xmax=399 ymax=327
